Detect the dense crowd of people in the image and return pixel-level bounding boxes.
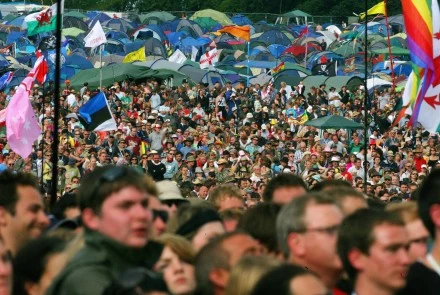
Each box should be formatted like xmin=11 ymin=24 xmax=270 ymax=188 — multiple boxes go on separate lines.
xmin=0 ymin=77 xmax=438 ymax=294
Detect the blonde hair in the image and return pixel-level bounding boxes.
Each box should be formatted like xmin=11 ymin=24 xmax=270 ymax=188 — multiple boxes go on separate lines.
xmin=386 ymin=201 xmax=419 ymax=224
xmin=224 ymin=255 xmax=280 ymax=295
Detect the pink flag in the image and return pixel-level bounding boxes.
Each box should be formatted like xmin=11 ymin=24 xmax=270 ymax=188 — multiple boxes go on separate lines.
xmin=6 ymin=57 xmax=44 ymax=158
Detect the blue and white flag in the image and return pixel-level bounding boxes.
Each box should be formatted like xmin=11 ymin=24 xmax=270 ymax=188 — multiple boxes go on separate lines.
xmin=78 ymin=92 xmax=117 ymax=131
xmin=0 ymin=72 xmax=13 ymax=91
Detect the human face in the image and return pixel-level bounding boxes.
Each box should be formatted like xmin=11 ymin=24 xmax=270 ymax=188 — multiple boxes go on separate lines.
xmin=85 ymin=186 xmax=151 ymax=248
xmin=272 ymin=186 xmax=306 ymax=205
xmin=198 ymin=186 xmax=208 ymax=199
xmin=299 ymin=204 xmax=343 ymax=275
xmin=0 ymin=241 xmax=11 ymax=295
xmin=356 ymin=224 xmax=410 ymax=292
xmin=192 ymin=221 xmax=225 ymax=252
xmin=406 ymin=219 xmax=429 ymax=262
xmin=289 ymin=274 xmax=328 ymax=295
xmin=218 ymin=197 xmax=244 ymax=212
xmin=1 ymin=186 xmax=49 ymax=255
xmin=157 ymin=246 xmax=196 ymax=295
xmin=222 ymin=234 xmax=264 ymax=266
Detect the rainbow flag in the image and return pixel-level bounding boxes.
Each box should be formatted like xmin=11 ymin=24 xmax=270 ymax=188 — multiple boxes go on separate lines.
xmin=272 ymin=62 xmax=285 ymax=74
xmin=401 ymin=0 xmax=440 ymax=132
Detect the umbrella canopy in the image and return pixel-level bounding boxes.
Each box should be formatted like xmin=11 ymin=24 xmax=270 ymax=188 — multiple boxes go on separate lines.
xmin=304 ymin=115 xmax=363 ymax=129
xmin=190 ymin=9 xmax=233 ymax=26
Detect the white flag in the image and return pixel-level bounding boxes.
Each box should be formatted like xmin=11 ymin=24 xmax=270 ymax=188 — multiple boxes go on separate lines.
xmin=199 ymin=48 xmax=219 ymax=69
xmin=191 ymin=46 xmax=198 ymax=62
xmin=169 ymin=49 xmax=187 ymax=64
xmin=84 ymin=21 xmax=107 ymax=48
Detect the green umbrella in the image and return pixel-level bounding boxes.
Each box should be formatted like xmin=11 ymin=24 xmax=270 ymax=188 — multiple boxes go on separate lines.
xmin=304 ymin=115 xmax=363 ymax=129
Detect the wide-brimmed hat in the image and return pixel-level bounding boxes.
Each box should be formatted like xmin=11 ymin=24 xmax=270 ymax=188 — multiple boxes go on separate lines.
xmin=156 ymin=180 xmax=188 ymax=202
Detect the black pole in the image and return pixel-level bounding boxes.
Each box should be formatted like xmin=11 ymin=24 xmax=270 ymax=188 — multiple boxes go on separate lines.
xmin=363 ymin=0 xmax=368 ymax=194
xmin=50 ymin=0 xmax=62 ymax=208
xmin=40 ymin=81 xmax=45 ymax=187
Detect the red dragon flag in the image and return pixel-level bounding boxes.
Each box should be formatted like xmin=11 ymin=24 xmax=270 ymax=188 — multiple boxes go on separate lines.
xmin=24 ymin=2 xmax=63 ymax=36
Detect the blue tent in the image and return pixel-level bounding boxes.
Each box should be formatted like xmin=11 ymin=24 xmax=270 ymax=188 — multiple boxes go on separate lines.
xmin=101 ymin=18 xmax=135 ymax=33
xmin=7 ymin=15 xmax=25 ymax=27
xmin=0 ymin=54 xmax=9 ymax=68
xmin=167 ymin=31 xmax=188 ymax=47
xmin=268 ymin=44 xmax=287 ymax=59
xmin=6 ymin=31 xmax=24 ymax=45
xmin=106 ymin=31 xmax=130 ymax=44
xmin=231 ymin=14 xmax=252 ymax=26
xmin=88 ymin=13 xmax=112 ymax=28
xmin=257 ymin=30 xmax=291 ymax=46
xmin=306 ymin=51 xmax=345 ymax=69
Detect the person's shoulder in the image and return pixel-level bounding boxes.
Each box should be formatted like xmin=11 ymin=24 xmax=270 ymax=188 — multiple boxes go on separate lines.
xmin=57 ymin=264 xmax=112 ymax=295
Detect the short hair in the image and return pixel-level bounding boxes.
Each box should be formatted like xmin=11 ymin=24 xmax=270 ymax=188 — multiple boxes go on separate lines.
xmin=263 ymin=174 xmax=307 ymax=202
xmin=78 ymin=166 xmax=157 ymax=214
xmin=386 ymin=201 xmax=420 ymax=224
xmin=325 ymin=187 xmax=367 ymax=214
xmin=155 ymin=234 xmax=195 ymax=265
xmin=52 ymin=192 xmax=78 ymax=220
xmin=312 ymin=179 xmax=352 ymax=192
xmin=276 ymin=192 xmax=338 ymax=257
xmin=13 ymin=236 xmax=66 ymax=295
xmin=168 ymin=203 xmax=220 ymax=241
xmin=0 ymin=171 xmax=39 ymax=215
xmin=195 ymin=232 xmax=243 ymax=295
xmin=250 ymin=264 xmax=318 ymax=295
xmin=224 ymin=256 xmax=280 ymax=295
xmin=209 ymin=184 xmax=243 ymax=210
xmin=238 ymin=203 xmax=282 ymax=253
xmin=417 ymin=169 xmax=440 ymax=238
xmin=337 ymin=208 xmax=404 ymax=282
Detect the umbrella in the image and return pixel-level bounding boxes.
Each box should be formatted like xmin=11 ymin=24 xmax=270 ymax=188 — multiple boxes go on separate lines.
xmin=304 ymin=115 xmax=363 ymax=129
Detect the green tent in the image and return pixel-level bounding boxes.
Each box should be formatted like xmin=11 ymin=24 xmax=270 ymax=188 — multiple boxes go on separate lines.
xmin=304 ymin=115 xmax=363 ymax=129
xmin=371 ymin=46 xmax=410 ymax=56
xmin=69 ymin=64 xmax=186 ymax=90
xmin=65 ymin=11 xmax=88 ymax=20
xmin=190 ymin=9 xmax=233 ymax=26
xmin=140 ymin=11 xmax=176 ymax=24
xmin=193 ymin=17 xmax=219 ymax=31
xmin=62 ymin=27 xmax=85 ymax=37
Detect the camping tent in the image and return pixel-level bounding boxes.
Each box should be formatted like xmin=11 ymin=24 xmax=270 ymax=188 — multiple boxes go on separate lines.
xmin=277 ymin=10 xmax=313 ymax=25
xmin=305 ymin=115 xmax=363 ymax=129
xmin=189 ymin=9 xmax=233 ymax=26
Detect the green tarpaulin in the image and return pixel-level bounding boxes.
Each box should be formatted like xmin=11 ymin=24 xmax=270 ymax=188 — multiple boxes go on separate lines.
xmin=69 ymin=64 xmax=187 ymax=89
xmin=371 ymin=47 xmax=410 ymax=56
xmin=305 ymin=115 xmax=363 ymax=129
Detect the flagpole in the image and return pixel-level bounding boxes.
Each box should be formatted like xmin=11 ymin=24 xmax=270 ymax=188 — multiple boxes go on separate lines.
xmin=304 ymin=25 xmax=308 ymax=67
xmin=383 ymin=0 xmax=395 ymax=90
xmin=100 ymin=45 xmax=103 ymax=90
xmin=363 ymin=0 xmax=368 ymax=193
xmin=247 ymin=41 xmax=250 ymax=87
xmin=50 ymin=0 xmax=62 ymax=208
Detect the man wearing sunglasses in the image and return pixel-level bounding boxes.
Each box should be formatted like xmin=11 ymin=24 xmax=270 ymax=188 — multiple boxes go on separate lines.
xmin=47 ymin=166 xmax=161 ymax=295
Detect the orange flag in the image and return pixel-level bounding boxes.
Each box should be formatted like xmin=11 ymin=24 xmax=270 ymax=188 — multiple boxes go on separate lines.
xmin=217 ymin=25 xmax=250 ymax=41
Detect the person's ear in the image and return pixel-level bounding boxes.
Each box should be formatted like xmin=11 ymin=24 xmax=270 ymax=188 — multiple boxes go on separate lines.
xmin=287 ymin=232 xmax=306 ymax=257
xmin=209 ymin=268 xmax=229 ymax=289
xmin=82 ymin=208 xmax=100 ymax=230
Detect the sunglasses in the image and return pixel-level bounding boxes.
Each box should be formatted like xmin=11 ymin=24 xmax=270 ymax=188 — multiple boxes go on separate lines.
xmin=152 ymin=209 xmax=169 ymax=223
